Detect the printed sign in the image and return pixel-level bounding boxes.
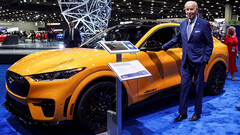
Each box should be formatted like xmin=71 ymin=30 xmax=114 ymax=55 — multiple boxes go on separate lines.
xmin=108 ymin=60 xmax=151 ymax=81
xmin=99 ymin=41 xmax=139 ymax=54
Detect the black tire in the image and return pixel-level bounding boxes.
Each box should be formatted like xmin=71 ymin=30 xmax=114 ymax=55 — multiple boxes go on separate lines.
xmin=76 ymin=81 xmax=127 ymax=134
xmin=206 ymin=63 xmax=226 ymax=95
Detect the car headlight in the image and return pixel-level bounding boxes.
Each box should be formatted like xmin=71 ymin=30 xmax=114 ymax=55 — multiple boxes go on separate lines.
xmin=29 ymin=67 xmax=86 ymax=82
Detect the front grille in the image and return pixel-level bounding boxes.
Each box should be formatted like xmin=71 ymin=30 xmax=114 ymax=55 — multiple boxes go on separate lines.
xmin=3 ymin=93 xmax=33 ymax=122
xmin=6 ymin=70 xmax=30 ymax=97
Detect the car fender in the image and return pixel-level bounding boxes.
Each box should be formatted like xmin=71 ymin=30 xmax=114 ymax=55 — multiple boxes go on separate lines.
xmin=65 ymin=70 xmax=134 ymax=120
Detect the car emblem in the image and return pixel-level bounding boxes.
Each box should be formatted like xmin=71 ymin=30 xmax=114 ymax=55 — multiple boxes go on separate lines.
xmin=8 ymin=77 xmax=14 ymax=84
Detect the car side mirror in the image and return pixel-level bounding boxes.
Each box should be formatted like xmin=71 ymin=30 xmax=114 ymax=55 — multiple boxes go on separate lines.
xmin=141 ymin=41 xmax=162 ymax=51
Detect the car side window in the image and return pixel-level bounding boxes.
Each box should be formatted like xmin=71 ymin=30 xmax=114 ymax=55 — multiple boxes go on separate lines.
xmin=141 ymin=27 xmax=176 ymax=51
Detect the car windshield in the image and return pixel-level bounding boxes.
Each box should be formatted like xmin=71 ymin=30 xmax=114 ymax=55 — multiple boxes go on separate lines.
xmin=81 ymin=24 xmax=151 ymax=49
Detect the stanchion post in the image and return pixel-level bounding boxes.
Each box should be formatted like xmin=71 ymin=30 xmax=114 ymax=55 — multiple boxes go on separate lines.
xmin=116 ymin=54 xmax=122 ymax=135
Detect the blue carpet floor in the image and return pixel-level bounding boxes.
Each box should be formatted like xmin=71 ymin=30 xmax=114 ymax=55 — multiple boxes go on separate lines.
xmin=0 ymin=58 xmax=240 ymax=135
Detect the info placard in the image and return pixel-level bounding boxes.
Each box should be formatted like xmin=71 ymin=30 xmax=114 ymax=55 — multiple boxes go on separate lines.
xmin=108 ymin=60 xmax=151 ymax=81
xmin=99 ymin=41 xmax=139 ymax=54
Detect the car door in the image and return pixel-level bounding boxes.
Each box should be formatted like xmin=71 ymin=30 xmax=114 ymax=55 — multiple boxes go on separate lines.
xmin=137 ymin=26 xmax=182 ymax=101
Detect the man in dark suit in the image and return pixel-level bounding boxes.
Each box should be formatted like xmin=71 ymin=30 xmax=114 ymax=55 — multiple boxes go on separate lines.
xmin=64 ymin=21 xmax=81 ymax=48
xmin=162 ymin=1 xmax=213 ymax=122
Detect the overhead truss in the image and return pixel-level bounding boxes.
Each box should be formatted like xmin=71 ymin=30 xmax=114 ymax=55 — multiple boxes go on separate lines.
xmin=58 ymin=0 xmax=111 ymax=41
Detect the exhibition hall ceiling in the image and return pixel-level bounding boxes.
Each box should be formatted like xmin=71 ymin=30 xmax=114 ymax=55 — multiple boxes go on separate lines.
xmin=0 ymin=0 xmax=239 ymax=23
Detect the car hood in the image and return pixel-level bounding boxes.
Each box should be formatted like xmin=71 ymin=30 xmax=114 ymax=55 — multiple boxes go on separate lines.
xmin=8 ymin=48 xmax=116 ymax=75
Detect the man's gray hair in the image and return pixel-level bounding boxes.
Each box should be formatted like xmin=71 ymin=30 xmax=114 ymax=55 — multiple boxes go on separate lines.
xmin=185 ymin=1 xmax=198 ymax=8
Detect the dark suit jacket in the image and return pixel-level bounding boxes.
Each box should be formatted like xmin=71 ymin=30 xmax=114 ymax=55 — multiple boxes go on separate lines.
xmin=163 ymin=17 xmax=213 ymax=66
xmin=63 ymin=28 xmax=81 ymax=48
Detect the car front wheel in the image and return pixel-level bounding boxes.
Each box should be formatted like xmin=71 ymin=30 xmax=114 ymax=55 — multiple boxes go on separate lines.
xmin=75 ymin=81 xmax=127 ymax=133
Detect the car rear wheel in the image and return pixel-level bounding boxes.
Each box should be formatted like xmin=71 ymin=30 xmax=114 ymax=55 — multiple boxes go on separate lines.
xmin=206 ymin=63 xmax=226 ymax=95
xmin=76 ymin=81 xmax=127 ymax=134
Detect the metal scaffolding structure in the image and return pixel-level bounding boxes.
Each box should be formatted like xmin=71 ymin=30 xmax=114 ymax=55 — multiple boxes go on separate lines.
xmin=58 ymin=0 xmax=112 ymax=42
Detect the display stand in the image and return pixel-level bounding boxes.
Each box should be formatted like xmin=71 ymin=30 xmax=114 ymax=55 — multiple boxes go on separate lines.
xmin=99 ymin=41 xmax=151 ymax=135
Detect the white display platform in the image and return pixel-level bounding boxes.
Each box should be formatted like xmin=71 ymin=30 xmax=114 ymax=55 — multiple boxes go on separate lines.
xmin=108 ymin=60 xmax=151 ymax=81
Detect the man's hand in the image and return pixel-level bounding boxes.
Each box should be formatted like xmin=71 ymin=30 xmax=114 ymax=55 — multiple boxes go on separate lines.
xmin=237 ymin=53 xmax=239 ymax=59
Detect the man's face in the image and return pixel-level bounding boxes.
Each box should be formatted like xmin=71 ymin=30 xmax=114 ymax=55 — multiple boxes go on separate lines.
xmin=185 ymin=3 xmax=198 ymax=20
xmin=69 ymin=22 xmax=74 ymax=28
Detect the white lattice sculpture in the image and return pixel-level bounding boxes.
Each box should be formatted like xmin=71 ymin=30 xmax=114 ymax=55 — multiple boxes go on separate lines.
xmin=58 ymin=0 xmax=112 ymax=42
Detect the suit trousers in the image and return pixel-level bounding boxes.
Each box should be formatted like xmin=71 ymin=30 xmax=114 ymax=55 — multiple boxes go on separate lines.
xmin=179 ymin=59 xmax=206 ymax=115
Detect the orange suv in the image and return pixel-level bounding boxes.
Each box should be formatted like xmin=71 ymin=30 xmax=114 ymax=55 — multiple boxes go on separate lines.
xmin=4 ymin=23 xmax=228 ymax=133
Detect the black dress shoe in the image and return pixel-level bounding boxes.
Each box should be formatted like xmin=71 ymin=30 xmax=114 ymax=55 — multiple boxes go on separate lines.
xmin=236 ymin=106 xmax=240 ymax=110
xmin=189 ymin=113 xmax=201 ymax=121
xmin=174 ymin=114 xmax=187 ymax=122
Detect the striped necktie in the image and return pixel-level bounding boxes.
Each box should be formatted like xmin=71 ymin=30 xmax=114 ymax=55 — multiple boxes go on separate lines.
xmin=187 ymin=21 xmax=193 ymax=40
